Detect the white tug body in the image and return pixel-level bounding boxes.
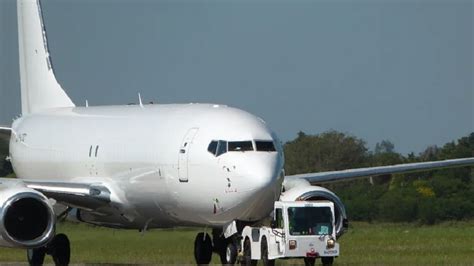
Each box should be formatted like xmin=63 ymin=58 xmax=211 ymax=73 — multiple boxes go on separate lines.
xmin=240 ymin=201 xmax=339 ymax=265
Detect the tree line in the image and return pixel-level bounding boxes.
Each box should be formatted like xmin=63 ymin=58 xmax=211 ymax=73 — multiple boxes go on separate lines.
xmin=284 ymin=131 xmax=474 ymax=224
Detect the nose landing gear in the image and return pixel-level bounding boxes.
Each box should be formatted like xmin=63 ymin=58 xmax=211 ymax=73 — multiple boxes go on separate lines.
xmin=224 ymin=241 xmax=238 ymax=265
xmin=194 ymin=229 xmax=240 ymax=265
xmin=210 ymin=228 xmax=240 ymax=265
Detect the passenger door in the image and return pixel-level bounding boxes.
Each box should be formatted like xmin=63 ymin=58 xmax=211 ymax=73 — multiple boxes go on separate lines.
xmin=178 ymin=128 xmax=199 ymax=182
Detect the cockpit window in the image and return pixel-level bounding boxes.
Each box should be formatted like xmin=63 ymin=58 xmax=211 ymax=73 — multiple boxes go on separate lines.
xmin=208 ymin=140 xmax=228 ymax=157
xmin=208 ymin=141 xmax=218 ymax=155
xmin=228 ymin=141 xmax=254 ymax=152
xmin=216 ymin=140 xmax=228 ymax=156
xmin=209 ymin=140 xmax=265 ymax=157
xmin=256 ymin=141 xmax=276 ymax=152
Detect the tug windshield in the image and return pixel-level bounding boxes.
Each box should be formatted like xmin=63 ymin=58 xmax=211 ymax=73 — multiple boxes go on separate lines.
xmin=287 ymin=207 xmax=333 ymax=236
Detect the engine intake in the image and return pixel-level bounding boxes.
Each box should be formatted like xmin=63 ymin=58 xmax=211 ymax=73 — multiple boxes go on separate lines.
xmin=281 ymin=180 xmax=349 ymax=237
xmin=0 ymin=187 xmax=55 ymax=248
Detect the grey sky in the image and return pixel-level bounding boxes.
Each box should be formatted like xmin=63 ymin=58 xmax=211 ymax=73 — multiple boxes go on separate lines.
xmin=1 ymin=0 xmax=473 ymax=155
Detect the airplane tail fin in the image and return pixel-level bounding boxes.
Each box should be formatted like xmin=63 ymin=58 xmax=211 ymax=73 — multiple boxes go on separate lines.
xmin=17 ymin=0 xmax=75 ymax=114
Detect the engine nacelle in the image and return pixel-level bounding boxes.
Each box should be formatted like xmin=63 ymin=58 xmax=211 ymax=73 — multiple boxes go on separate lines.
xmin=0 ymin=183 xmax=55 ymax=248
xmin=281 ymin=179 xmax=348 ymax=237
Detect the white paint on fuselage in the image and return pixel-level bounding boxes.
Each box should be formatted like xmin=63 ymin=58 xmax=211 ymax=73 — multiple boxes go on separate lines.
xmin=9 ymin=103 xmax=284 ymax=228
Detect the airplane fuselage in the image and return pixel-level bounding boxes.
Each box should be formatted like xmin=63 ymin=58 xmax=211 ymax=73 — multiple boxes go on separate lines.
xmin=9 ymin=103 xmax=285 ymax=229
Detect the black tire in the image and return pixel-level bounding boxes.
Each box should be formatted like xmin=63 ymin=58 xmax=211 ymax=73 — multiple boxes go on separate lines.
xmin=261 ymin=237 xmax=275 ymax=266
xmin=322 ymin=256 xmax=334 ymax=266
xmin=222 ymin=241 xmax=237 ymax=265
xmin=304 ymin=257 xmax=315 ymax=266
xmin=216 ymin=238 xmax=227 ymax=265
xmin=27 ymin=247 xmax=46 ymax=266
xmin=194 ymin=232 xmax=213 ymax=265
xmin=213 ymin=232 xmax=233 ymax=265
xmin=240 ymin=238 xmax=256 ymax=266
xmin=49 ymin=233 xmax=70 ymax=266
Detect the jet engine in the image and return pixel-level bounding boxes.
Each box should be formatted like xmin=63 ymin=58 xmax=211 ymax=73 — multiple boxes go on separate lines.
xmin=0 ymin=185 xmax=55 ymax=248
xmin=281 ymin=179 xmax=349 ymax=237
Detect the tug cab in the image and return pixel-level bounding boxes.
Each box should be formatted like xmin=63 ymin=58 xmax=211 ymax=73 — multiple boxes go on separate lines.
xmin=240 ymin=201 xmax=339 ymax=266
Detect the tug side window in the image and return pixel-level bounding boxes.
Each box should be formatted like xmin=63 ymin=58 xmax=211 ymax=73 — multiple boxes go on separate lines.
xmin=275 ymin=208 xmax=283 ymax=229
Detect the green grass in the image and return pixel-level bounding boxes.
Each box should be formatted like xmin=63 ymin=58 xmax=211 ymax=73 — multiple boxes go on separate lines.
xmin=335 ymin=222 xmax=474 ymax=265
xmin=0 ymin=222 xmax=473 ymax=265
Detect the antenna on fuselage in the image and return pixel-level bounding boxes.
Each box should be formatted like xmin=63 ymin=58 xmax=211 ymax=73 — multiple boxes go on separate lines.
xmin=85 ymin=100 xmax=89 ymax=107
xmin=138 ymin=93 xmax=144 ymax=108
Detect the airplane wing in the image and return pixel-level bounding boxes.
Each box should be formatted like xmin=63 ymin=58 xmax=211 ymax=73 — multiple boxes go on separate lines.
xmin=285 ymin=157 xmax=474 ymax=184
xmin=0 ymin=127 xmax=11 ymax=160
xmin=0 ymin=177 xmax=114 ymax=211
xmin=23 ymin=181 xmax=112 ymax=211
xmin=0 ymin=176 xmax=136 ymax=229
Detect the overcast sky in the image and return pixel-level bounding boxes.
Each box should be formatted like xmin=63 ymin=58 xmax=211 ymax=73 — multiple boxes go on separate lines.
xmin=0 ymin=0 xmax=472 ymax=155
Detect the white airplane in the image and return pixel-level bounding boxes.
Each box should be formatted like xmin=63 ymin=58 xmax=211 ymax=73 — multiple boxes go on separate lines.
xmin=0 ymin=0 xmax=472 ymax=265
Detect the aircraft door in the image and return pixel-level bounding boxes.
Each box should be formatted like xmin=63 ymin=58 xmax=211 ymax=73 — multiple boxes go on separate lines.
xmin=178 ymin=127 xmax=199 ymax=182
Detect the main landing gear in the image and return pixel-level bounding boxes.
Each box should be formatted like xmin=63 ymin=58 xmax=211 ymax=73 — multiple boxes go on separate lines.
xmin=27 ymin=233 xmax=70 ymax=266
xmin=194 ymin=232 xmax=213 ymax=264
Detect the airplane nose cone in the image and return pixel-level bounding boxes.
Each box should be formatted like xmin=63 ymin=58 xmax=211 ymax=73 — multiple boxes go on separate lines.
xmin=253 ymin=161 xmax=279 ymax=188
xmin=243 ymin=154 xmax=281 ymax=190
xmin=234 ymin=154 xmax=283 ymax=221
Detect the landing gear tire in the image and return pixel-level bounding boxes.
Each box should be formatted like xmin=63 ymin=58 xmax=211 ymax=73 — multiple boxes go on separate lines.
xmin=48 ymin=233 xmax=71 ymax=266
xmin=27 ymin=247 xmax=46 ymax=266
xmin=261 ymin=237 xmax=275 ymax=266
xmin=222 ymin=241 xmax=237 ymax=265
xmin=194 ymin=232 xmax=213 ymax=265
xmin=304 ymin=257 xmax=315 ymax=266
xmin=322 ymin=256 xmax=334 ymax=266
xmin=219 ymin=239 xmax=237 ymax=265
xmin=240 ymin=238 xmax=256 ymax=266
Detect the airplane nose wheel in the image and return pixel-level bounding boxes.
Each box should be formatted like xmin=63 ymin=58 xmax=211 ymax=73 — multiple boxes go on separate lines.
xmin=224 ymin=241 xmax=238 ymax=265
xmin=194 ymin=232 xmax=213 ymax=265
